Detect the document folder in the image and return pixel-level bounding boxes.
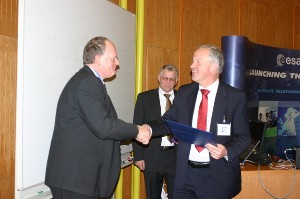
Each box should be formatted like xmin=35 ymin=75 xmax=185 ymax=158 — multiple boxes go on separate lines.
xmin=163 ymin=120 xmax=215 ymax=146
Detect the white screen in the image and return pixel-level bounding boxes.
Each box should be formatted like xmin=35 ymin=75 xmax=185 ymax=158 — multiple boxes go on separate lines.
xmin=16 ymin=0 xmax=135 ymax=194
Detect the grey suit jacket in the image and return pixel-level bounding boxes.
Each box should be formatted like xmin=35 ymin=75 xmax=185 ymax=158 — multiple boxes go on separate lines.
xmin=45 ymin=66 xmax=138 ymax=197
xmin=149 ymin=81 xmax=251 ymax=199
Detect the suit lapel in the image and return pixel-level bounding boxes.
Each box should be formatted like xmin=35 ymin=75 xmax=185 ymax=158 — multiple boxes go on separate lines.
xmin=186 ymin=83 xmax=199 ymax=125
xmin=101 ymin=83 xmax=118 ymax=118
xmin=106 ymin=94 xmax=118 ymax=118
xmin=83 ymin=65 xmax=118 ymax=118
xmin=210 ymin=83 xmax=227 ymax=133
xmin=152 ymin=89 xmax=161 ymax=117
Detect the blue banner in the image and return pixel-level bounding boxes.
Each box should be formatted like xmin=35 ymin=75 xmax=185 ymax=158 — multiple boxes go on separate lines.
xmin=221 ymin=36 xmax=248 ymax=92
xmin=221 ymin=35 xmax=300 ymax=101
xmin=221 ymin=36 xmax=300 ymax=159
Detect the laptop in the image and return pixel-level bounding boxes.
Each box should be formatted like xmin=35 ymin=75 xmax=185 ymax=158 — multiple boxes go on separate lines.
xmin=239 ymin=140 xmax=260 ymax=166
xmin=239 ymin=121 xmax=269 ymax=165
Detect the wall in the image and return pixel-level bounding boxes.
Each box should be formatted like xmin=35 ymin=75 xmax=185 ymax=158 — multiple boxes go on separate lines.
xmin=0 ymin=0 xmax=18 ymax=198
xmin=1 ymin=0 xmax=300 ymax=198
xmin=111 ymin=0 xmax=300 ymax=198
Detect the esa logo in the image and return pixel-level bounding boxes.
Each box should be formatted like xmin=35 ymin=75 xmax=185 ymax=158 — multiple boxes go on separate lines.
xmin=276 ymin=54 xmax=300 ymax=66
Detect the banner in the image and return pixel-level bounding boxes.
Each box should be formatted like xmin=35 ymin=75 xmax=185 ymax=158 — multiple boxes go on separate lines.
xmin=221 ymin=36 xmax=300 ymax=159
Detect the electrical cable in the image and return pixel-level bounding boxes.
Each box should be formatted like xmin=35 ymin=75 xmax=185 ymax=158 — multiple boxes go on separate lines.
xmin=257 ymin=149 xmax=297 ymax=199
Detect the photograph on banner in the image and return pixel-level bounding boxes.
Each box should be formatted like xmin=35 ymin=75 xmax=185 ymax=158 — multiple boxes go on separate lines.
xmin=257 ymin=101 xmax=300 ymax=160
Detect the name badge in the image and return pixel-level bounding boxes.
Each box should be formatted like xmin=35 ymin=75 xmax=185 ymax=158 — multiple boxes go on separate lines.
xmin=217 ymin=123 xmax=231 ymax=136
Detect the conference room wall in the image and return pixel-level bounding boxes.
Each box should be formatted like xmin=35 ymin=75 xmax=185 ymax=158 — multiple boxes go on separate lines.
xmin=111 ymin=0 xmax=300 ymax=199
xmin=0 ymin=0 xmax=18 ymax=198
xmin=1 ymin=0 xmax=300 ymax=198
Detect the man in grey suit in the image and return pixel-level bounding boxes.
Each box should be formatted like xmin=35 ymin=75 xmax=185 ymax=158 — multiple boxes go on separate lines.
xmin=148 ymin=45 xmax=251 ymax=199
xmin=45 ymin=36 xmax=151 ymax=199
xmin=133 ymin=64 xmax=178 ymax=199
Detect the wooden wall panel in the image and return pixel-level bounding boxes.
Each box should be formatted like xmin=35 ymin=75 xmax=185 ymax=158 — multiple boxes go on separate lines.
xmin=240 ymin=0 xmax=295 ymax=48
xmin=126 ymin=0 xmax=136 ymax=13
xmin=121 ymin=166 xmax=132 ymax=199
xmin=145 ymin=0 xmax=180 ymax=49
xmin=0 ymin=0 xmax=18 ymax=37
xmin=295 ymin=1 xmax=300 ymax=49
xmin=0 ymin=178 xmax=14 ymax=199
xmin=0 ymin=34 xmax=17 ymax=199
xmin=138 ymin=173 xmax=146 ymax=199
xmin=144 ymin=0 xmax=180 ymax=90
xmin=145 ymin=47 xmax=179 ymax=90
xmin=110 ymin=0 xmax=136 ymax=13
xmin=180 ymin=0 xmax=239 ymax=85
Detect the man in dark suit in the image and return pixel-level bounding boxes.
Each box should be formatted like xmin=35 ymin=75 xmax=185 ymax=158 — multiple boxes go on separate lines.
xmin=148 ymin=45 xmax=251 ymax=199
xmin=133 ymin=64 xmax=179 ymax=199
xmin=45 ymin=36 xmax=151 ymax=199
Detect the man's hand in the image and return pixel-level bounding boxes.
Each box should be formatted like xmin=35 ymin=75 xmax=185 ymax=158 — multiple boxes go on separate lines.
xmin=205 ymin=143 xmax=227 ymax=160
xmin=135 ymin=160 xmax=145 ymax=170
xmin=136 ymin=125 xmax=151 ymax=145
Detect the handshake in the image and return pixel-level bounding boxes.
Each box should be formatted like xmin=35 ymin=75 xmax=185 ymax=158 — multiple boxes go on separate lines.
xmin=135 ymin=124 xmax=151 ymax=145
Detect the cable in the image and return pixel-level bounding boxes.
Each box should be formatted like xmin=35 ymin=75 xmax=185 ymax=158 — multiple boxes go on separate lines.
xmin=257 ymin=150 xmax=296 ymax=199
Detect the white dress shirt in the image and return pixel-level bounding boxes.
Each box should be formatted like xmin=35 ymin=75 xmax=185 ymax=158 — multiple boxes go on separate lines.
xmin=189 ymin=79 xmax=219 ymax=162
xmin=159 ymin=87 xmax=175 ymax=147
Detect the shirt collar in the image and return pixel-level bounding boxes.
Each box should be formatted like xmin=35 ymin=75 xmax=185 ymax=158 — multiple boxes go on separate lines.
xmin=158 ymin=87 xmax=174 ymax=96
xmin=89 ymin=67 xmax=105 ymax=84
xmin=199 ymin=79 xmax=219 ymax=93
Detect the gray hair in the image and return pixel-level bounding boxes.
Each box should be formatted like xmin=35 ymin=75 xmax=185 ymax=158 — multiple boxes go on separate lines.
xmin=159 ymin=64 xmax=179 ymax=80
xmin=83 ymin=36 xmax=110 ymax=64
xmin=199 ymin=45 xmax=224 ymax=74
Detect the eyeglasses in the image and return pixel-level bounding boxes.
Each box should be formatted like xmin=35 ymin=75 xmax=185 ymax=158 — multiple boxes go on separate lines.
xmin=160 ymin=76 xmax=176 ymax=82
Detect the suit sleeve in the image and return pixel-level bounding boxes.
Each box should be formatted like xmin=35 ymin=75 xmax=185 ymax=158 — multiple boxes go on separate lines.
xmin=225 ymin=92 xmax=251 ymax=161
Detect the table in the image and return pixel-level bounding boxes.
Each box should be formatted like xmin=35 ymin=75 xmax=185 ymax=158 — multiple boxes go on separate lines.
xmin=234 ymin=162 xmax=299 ymax=199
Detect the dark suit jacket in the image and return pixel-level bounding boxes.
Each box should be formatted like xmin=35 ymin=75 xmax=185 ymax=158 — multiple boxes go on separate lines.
xmin=45 ymin=66 xmax=138 ymax=197
xmin=149 ymin=82 xmax=251 ymax=199
xmin=132 ymin=88 xmax=177 ymax=171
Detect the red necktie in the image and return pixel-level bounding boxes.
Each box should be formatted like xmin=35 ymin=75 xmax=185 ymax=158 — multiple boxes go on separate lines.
xmin=195 ymin=89 xmax=210 ymax=152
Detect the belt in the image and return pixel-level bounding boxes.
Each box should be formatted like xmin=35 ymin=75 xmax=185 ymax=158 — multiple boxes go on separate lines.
xmin=188 ymin=160 xmax=210 ymax=168
xmin=160 ymin=146 xmax=174 ymax=151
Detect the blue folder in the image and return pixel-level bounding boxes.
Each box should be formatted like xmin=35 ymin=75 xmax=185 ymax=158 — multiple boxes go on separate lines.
xmin=164 ymin=119 xmax=216 ymax=146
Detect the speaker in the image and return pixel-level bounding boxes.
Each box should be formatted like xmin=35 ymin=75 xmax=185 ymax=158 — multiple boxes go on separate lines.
xmin=296 ymin=147 xmax=300 ymax=169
